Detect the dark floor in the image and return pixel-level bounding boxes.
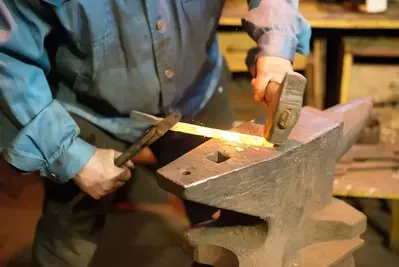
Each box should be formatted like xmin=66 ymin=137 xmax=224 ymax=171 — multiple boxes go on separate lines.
xmin=1 ymin=74 xmax=398 ymax=266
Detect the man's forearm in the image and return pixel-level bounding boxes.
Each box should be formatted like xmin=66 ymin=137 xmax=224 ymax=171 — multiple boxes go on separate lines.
xmin=1 ymin=0 xmax=96 ymax=183
xmin=242 ymin=0 xmax=311 ymax=62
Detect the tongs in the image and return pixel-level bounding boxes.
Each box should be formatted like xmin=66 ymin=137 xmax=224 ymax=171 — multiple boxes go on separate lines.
xmin=68 ymin=111 xmax=182 ymax=209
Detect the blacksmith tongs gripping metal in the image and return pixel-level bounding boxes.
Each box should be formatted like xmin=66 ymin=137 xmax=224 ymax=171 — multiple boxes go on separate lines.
xmin=68 ymin=111 xmax=182 ymax=209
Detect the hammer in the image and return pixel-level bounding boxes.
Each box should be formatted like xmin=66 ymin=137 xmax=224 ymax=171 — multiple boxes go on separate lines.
xmin=263 ymin=72 xmax=307 ymax=145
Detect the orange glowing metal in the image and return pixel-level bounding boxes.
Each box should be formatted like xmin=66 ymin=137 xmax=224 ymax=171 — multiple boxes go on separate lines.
xmin=170 ymin=122 xmax=273 ymax=147
xmin=129 ymin=111 xmax=273 ymax=147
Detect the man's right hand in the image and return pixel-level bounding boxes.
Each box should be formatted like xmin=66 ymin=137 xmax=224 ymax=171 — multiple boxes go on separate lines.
xmin=73 ymin=148 xmax=135 ymax=200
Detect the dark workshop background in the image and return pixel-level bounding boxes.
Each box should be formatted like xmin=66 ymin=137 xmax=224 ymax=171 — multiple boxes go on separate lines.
xmin=1 ymin=0 xmax=399 ymax=266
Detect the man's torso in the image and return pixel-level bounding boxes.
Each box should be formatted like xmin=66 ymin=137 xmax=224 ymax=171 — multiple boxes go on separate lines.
xmin=45 ymin=0 xmax=225 ymax=117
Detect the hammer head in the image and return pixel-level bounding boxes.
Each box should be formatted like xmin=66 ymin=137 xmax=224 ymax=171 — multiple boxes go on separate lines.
xmin=264 ymin=72 xmax=307 ymax=145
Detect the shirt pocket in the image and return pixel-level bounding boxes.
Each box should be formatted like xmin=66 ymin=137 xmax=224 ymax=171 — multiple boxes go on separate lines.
xmin=46 ymin=0 xmax=117 ymax=97
xmin=43 ymin=0 xmax=115 ymax=53
xmin=181 ymin=0 xmax=223 ymax=43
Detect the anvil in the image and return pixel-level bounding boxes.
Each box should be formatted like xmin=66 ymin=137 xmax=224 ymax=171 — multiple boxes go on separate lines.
xmin=156 ymin=97 xmax=373 ymax=267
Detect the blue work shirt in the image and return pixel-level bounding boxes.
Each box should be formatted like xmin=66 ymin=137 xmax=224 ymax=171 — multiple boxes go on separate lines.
xmin=0 ymin=0 xmax=311 ymax=183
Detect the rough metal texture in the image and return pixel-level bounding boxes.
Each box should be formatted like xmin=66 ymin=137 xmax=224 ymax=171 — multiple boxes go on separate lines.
xmin=157 ymin=97 xmax=373 ymax=267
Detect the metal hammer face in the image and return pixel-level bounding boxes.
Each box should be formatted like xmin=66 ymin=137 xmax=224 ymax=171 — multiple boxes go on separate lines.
xmin=156 ymin=97 xmax=373 ymax=267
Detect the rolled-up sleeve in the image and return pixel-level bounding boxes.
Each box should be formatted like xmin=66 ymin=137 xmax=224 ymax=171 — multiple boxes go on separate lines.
xmin=0 ymin=1 xmax=95 ymax=183
xmin=242 ymin=0 xmax=311 ymax=63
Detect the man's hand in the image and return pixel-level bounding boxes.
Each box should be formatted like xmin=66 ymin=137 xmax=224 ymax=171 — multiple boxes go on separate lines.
xmin=73 ymin=148 xmax=135 ymax=200
xmin=250 ymin=56 xmax=294 ymax=107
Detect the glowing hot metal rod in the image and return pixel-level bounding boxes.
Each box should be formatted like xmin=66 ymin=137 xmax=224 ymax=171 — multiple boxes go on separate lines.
xmin=130 ymin=111 xmax=273 ymax=148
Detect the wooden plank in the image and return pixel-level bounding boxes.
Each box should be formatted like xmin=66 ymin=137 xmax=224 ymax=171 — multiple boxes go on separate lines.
xmin=391 ymin=199 xmax=399 ymax=250
xmin=334 ymin=169 xmax=399 ymax=200
xmin=217 ymin=32 xmax=253 ymax=72
xmin=312 ymin=38 xmax=327 ymax=110
xmin=305 ymin=52 xmax=315 ymax=107
xmin=344 ymin=37 xmax=399 ymax=58
xmin=345 ymin=64 xmax=399 ymax=105
xmin=221 ymin=0 xmax=399 ymax=29
xmin=217 ymin=32 xmax=308 ymax=72
xmin=334 ymin=145 xmax=399 ymax=199
xmin=339 ymin=51 xmax=353 ymax=104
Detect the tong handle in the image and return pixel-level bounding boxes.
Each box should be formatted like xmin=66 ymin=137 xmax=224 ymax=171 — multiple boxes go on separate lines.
xmin=114 ymin=143 xmax=142 ymax=167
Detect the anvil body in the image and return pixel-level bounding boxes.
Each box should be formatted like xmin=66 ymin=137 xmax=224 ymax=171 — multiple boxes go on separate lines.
xmin=157 ymin=97 xmax=373 ymax=267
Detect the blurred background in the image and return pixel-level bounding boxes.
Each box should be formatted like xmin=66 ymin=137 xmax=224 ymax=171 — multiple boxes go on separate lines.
xmin=1 ymin=0 xmax=399 ymax=266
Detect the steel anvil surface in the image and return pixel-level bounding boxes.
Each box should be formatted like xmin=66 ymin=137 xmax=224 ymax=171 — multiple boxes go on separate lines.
xmin=157 ymin=97 xmax=373 ymax=267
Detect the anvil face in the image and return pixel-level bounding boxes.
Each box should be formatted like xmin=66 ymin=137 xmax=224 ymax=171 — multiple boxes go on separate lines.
xmin=157 ymin=107 xmax=343 ymax=218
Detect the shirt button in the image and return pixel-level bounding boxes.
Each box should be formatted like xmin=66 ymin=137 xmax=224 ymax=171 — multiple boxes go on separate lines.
xmin=156 ymin=20 xmax=165 ymax=31
xmin=164 ymin=69 xmax=175 ymax=80
xmin=48 ymin=172 xmax=60 ymax=183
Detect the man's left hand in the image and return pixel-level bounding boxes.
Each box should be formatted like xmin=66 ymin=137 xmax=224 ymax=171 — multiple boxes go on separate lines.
xmin=250 ymin=56 xmax=293 ymax=107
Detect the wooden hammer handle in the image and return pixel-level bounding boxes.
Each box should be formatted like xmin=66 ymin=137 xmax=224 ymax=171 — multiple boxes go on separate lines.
xmin=264 ymin=81 xmax=283 ymax=113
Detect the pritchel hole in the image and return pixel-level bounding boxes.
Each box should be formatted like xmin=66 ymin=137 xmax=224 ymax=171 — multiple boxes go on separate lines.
xmin=206 ymin=151 xmax=230 ymax=164
xmin=182 ymin=170 xmax=191 ymax=175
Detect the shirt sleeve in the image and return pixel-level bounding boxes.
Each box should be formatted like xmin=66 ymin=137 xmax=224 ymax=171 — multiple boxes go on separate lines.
xmin=0 ymin=1 xmax=95 ymax=183
xmin=242 ymin=0 xmax=312 ymax=63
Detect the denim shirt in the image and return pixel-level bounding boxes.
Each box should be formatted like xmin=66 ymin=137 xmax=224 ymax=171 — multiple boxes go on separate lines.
xmin=0 ymin=0 xmax=311 ymax=183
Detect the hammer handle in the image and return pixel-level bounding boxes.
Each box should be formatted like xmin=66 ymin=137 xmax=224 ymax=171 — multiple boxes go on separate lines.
xmin=264 ymin=81 xmax=283 ymax=114
xmin=263 ymin=81 xmax=283 ymax=141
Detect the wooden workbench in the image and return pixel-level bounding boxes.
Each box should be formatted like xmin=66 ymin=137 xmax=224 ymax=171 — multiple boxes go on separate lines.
xmin=221 ymin=0 xmax=399 ymax=29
